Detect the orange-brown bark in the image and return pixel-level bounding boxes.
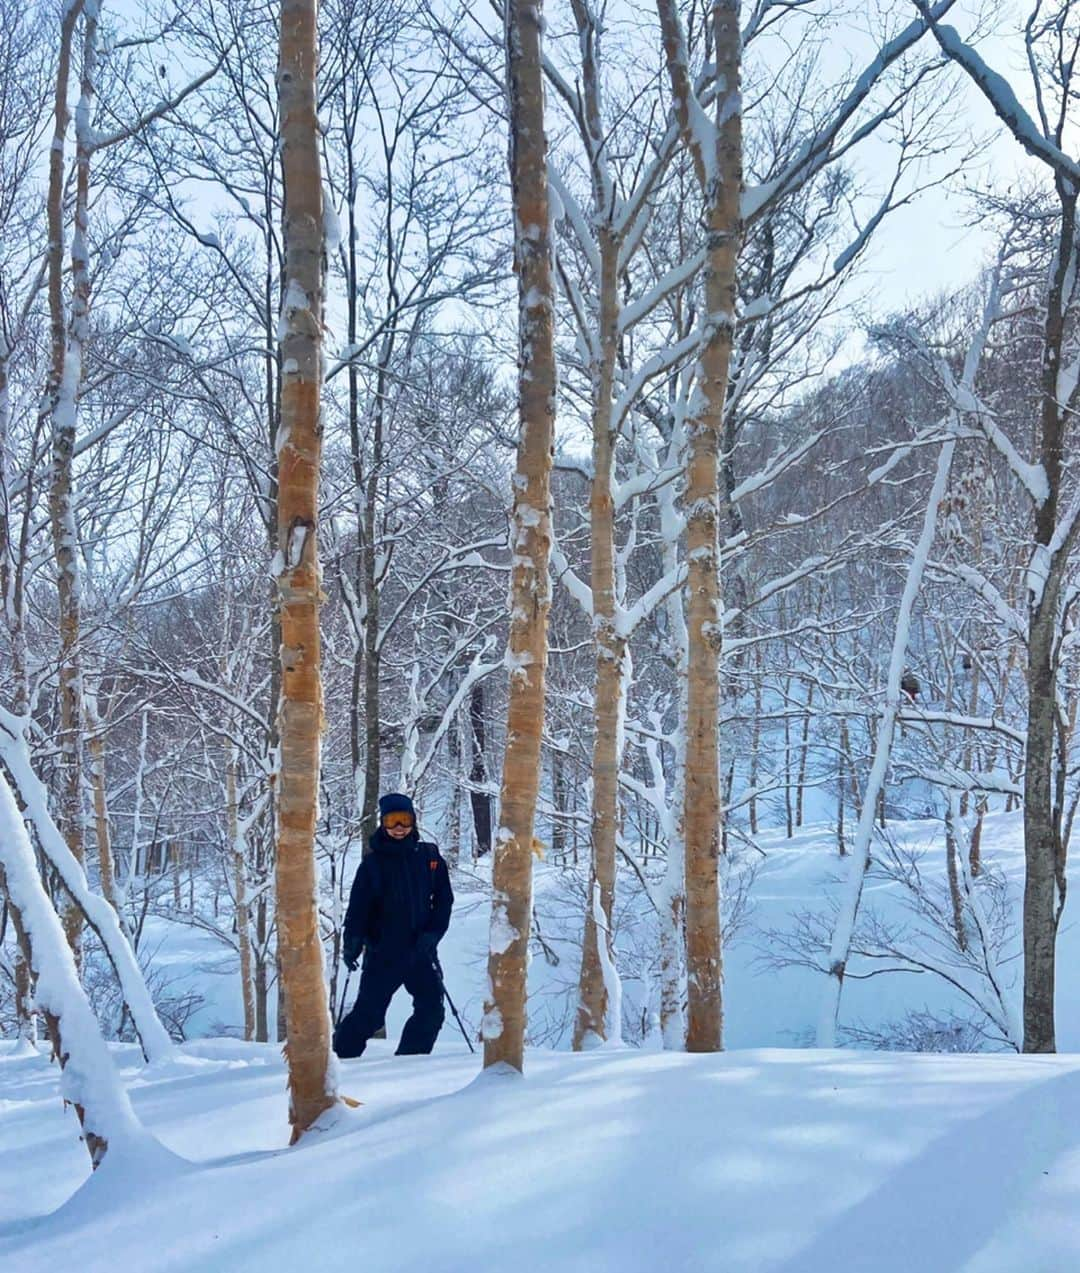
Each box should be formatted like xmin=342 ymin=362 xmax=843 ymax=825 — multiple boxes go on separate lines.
xmin=574 ymin=226 xmax=623 ymax=1049
xmin=275 ymin=0 xmax=337 ymax=1137
xmin=45 ymin=0 xmax=87 ymax=963
xmin=656 ymin=0 xmax=743 ymax=1052
xmin=483 ymin=0 xmax=557 ymax=1074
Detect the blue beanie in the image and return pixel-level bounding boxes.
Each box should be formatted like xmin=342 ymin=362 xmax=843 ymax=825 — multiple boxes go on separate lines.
xmin=378 ymin=792 xmax=416 ymax=821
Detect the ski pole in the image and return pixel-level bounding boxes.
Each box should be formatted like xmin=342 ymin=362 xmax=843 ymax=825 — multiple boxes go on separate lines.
xmin=336 ymin=969 xmax=353 ymax=1027
xmin=431 ymin=958 xmax=475 ymax=1054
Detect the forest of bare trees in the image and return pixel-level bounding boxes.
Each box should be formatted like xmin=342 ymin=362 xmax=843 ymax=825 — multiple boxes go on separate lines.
xmin=1 ymin=0 xmax=1079 ymax=1174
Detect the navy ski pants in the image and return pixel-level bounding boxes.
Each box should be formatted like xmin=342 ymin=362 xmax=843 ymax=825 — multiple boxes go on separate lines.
xmin=334 ymin=953 xmax=445 ymax=1058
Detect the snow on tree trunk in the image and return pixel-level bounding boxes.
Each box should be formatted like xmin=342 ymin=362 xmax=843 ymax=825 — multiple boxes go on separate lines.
xmin=817 ymin=436 xmax=957 ymax=1047
xmin=469 ymin=680 xmax=493 ymax=857
xmin=483 ymin=0 xmax=557 ymax=1075
xmin=574 ymin=224 xmax=624 ymax=1051
xmin=274 ymin=0 xmax=338 ymax=1138
xmin=916 ymin=0 xmax=1080 ymax=1057
xmin=1 ymin=866 xmax=38 ymax=1050
xmin=0 ymin=769 xmax=154 ymax=1168
xmin=44 ymin=0 xmax=88 ymax=964
xmin=0 ymin=710 xmax=174 ymax=1063
xmin=659 ymin=468 xmax=689 ymax=1050
xmin=85 ymin=689 xmax=118 ymax=912
xmin=1020 ymin=192 xmax=1077 ymax=1053
xmin=656 ymin=0 xmax=743 ymax=1053
xmin=227 ymin=742 xmax=257 ymax=1042
xmin=1023 ymin=593 xmax=1064 ymax=1052
xmin=360 ymin=398 xmax=382 ymax=847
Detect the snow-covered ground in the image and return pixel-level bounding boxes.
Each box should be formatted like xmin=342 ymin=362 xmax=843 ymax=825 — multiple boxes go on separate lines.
xmin=7 ymin=809 xmax=1080 ymax=1269
xmin=131 ymin=810 xmax=1046 ymax=1055
xmin=4 ymin=1038 xmax=1080 ymax=1272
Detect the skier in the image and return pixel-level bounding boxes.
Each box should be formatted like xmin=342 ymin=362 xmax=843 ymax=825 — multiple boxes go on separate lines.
xmin=333 ymin=792 xmax=453 ymax=1059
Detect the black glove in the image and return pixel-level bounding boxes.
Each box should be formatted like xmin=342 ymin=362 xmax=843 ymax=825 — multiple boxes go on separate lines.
xmin=416 ymin=931 xmax=438 ymax=961
xmin=343 ymin=936 xmax=361 ymax=971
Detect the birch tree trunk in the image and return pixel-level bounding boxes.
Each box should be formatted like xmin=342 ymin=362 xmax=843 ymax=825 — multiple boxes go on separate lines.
xmin=469 ymin=680 xmax=493 ymax=857
xmin=573 ymin=13 xmax=624 ymax=1044
xmin=274 ymin=0 xmax=337 ymax=1138
xmin=656 ymin=0 xmax=743 ymax=1052
xmin=1 ymin=866 xmax=37 ymax=1049
xmin=915 ymin=0 xmax=1080 ymax=1058
xmin=85 ymin=688 xmax=119 ymax=911
xmin=1021 ymin=186 xmax=1077 ymax=1054
xmin=0 ymin=771 xmax=156 ymax=1169
xmin=45 ymin=0 xmax=87 ymax=962
xmin=483 ymin=0 xmax=556 ymax=1074
xmin=360 ymin=361 xmax=384 ymax=844
xmin=227 ymin=742 xmax=256 ymax=1041
xmin=817 ymin=437 xmax=956 ymax=1047
xmin=0 ymin=713 xmax=175 ymax=1061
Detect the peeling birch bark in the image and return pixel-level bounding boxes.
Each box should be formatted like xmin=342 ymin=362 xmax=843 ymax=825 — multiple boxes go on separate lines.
xmin=483 ymin=0 xmax=557 ymax=1074
xmin=274 ymin=0 xmax=337 ymax=1137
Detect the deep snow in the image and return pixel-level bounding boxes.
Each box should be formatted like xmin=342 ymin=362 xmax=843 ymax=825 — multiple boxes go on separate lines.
xmin=161 ymin=810 xmax=1047 ymax=1056
xmin=4 ymin=1039 xmax=1080 ymax=1271
xmin=7 ymin=809 xmax=1080 ymax=1270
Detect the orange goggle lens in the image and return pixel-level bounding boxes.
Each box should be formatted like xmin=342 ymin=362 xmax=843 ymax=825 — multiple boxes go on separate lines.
xmin=383 ymin=812 xmax=414 ymax=830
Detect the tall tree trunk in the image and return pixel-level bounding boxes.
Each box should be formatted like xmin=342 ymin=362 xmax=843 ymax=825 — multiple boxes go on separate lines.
xmin=656 ymin=0 xmax=743 ymax=1053
xmin=85 ymin=692 xmax=118 ymax=910
xmin=255 ymin=891 xmax=269 ymax=1044
xmin=574 ymin=216 xmax=623 ymax=1050
xmin=1023 ymin=591 xmax=1066 ymax=1053
xmin=447 ymin=711 xmax=462 ymax=865
xmin=2 ymin=365 xmax=35 ymax=1049
xmin=1021 ymin=186 xmax=1076 ymax=1055
xmin=658 ymin=459 xmax=689 ymax=1049
xmin=796 ymin=681 xmax=813 ymax=828
xmin=782 ymin=678 xmax=794 ymax=839
xmin=274 ymin=0 xmax=337 ymax=1139
xmin=945 ymin=804 xmax=968 ymax=952
xmin=964 ymin=660 xmax=985 ymax=875
xmin=360 ymin=478 xmax=381 ymax=847
xmin=344 ymin=134 xmax=366 ymax=835
xmin=227 ymin=744 xmax=256 ymax=1041
xmin=551 ymin=746 xmax=567 ymax=860
xmin=276 ymin=949 xmax=288 ymax=1044
xmin=483 ymin=0 xmax=557 ymax=1074
xmin=818 ymin=437 xmax=957 ymax=1046
xmin=469 ymin=679 xmax=493 ymax=857
xmin=748 ymin=649 xmax=762 ymax=835
xmin=45 ymin=0 xmax=87 ymax=963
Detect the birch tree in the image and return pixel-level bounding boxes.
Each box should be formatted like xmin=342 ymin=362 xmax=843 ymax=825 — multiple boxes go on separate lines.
xmin=483 ymin=0 xmax=557 ymax=1074
xmin=274 ymin=0 xmax=338 ymax=1136
xmin=0 ymin=769 xmax=165 ymax=1168
xmin=913 ymin=0 xmax=1080 ymax=1051
xmin=654 ymin=0 xmax=743 ymax=1053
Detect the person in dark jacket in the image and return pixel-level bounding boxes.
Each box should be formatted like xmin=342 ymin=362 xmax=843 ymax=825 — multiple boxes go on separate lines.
xmin=333 ymin=792 xmax=453 ymax=1059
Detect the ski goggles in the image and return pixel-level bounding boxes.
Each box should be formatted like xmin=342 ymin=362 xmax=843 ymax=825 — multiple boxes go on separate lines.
xmin=383 ymin=811 xmax=414 ymax=831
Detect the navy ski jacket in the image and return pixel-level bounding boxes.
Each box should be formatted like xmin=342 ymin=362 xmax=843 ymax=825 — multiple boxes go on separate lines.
xmin=343 ymin=828 xmax=453 ymax=965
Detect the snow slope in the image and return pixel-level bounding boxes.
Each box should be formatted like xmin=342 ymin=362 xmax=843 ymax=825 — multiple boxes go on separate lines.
xmin=131 ymin=809 xmax=1049 ymax=1054
xmin=3 ymin=1038 xmax=1080 ymax=1272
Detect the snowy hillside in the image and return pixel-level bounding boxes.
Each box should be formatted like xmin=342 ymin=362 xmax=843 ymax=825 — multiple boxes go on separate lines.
xmin=4 ymin=1038 xmax=1080 ymax=1272
xmin=6 ymin=811 xmax=1080 ymax=1270
xmin=145 ymin=810 xmax=1044 ymax=1056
